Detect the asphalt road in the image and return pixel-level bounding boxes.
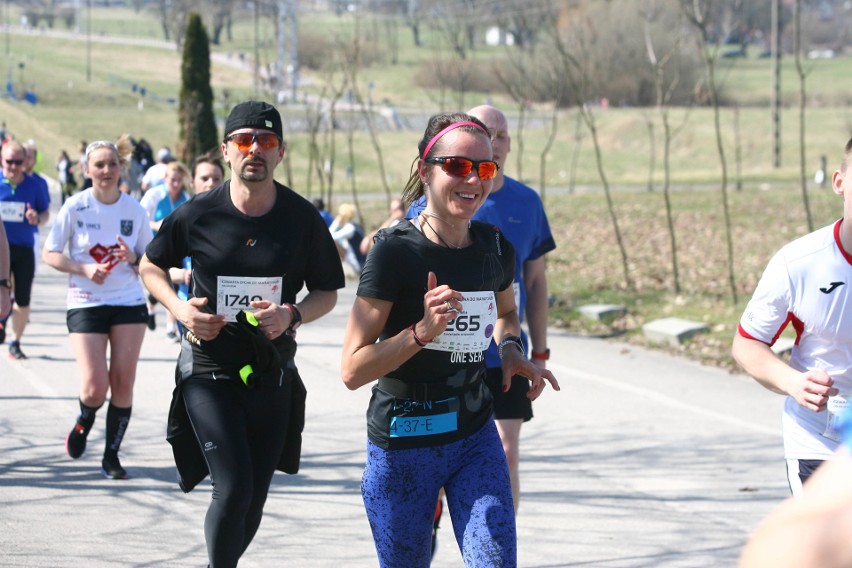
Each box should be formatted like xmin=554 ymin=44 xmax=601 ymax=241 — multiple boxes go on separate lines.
xmin=0 ymin=187 xmax=791 ymax=567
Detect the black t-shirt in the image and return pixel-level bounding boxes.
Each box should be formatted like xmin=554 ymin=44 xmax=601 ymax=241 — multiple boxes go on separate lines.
xmin=357 ymin=219 xmax=515 ymax=449
xmin=145 ymin=181 xmax=345 ymax=379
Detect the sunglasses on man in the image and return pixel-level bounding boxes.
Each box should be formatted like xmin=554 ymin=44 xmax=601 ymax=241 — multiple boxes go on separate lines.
xmin=225 ymin=133 xmax=282 ymax=153
xmin=425 ymin=156 xmax=499 ymax=181
xmin=4 ymin=159 xmax=23 ymax=166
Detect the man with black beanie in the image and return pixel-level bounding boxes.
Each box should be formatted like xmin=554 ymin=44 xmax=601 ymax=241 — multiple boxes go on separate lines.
xmin=140 ymin=101 xmax=345 ymax=568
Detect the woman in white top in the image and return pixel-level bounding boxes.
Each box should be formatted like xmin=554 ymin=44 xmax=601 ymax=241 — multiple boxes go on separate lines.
xmin=43 ymin=135 xmax=152 ymax=480
xmin=329 ymin=202 xmax=362 ymax=274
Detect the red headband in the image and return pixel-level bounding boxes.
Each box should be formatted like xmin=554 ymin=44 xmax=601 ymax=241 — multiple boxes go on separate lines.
xmin=421 ymin=121 xmax=488 ymax=159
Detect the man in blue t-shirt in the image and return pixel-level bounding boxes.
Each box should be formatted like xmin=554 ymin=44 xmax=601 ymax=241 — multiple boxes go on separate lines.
xmin=466 ymin=104 xmax=556 ymax=513
xmin=0 ymin=140 xmax=50 ymax=358
xmin=409 ymin=105 xmax=556 ymax=521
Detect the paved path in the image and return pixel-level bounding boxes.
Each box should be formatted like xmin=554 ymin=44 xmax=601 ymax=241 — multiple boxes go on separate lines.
xmin=0 ymin=195 xmax=790 ymax=567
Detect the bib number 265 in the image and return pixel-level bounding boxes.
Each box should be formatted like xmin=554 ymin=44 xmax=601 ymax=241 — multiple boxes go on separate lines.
xmin=445 ymin=314 xmax=480 ymax=332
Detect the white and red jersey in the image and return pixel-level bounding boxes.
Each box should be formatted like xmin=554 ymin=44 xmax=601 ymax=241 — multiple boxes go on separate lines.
xmin=44 ymin=189 xmax=152 ymax=309
xmin=738 ymin=219 xmax=852 ymax=459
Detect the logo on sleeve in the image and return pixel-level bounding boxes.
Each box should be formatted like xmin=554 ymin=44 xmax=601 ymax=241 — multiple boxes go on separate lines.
xmin=819 ymin=281 xmax=845 ymax=294
xmin=245 ymin=238 xmax=257 ymax=247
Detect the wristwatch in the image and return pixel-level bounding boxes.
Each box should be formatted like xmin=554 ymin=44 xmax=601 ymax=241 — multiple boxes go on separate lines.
xmin=531 ymin=348 xmax=550 ymax=361
xmin=0 ymin=278 xmax=10 ymax=290
xmin=284 ymin=303 xmax=302 ymax=333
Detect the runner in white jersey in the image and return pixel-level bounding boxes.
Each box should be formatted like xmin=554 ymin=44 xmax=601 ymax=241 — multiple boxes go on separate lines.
xmin=43 ymin=135 xmax=152 ymax=480
xmin=739 ymin=407 xmax=852 ymax=568
xmin=45 ymin=186 xmax=150 ymax=309
xmin=733 ymin=136 xmax=852 ymax=496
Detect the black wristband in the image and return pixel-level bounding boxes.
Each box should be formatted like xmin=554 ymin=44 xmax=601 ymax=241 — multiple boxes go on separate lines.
xmin=285 ymin=303 xmax=302 ymax=332
xmin=498 ymin=335 xmax=524 ymax=360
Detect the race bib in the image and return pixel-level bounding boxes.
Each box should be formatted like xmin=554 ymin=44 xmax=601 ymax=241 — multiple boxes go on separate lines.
xmin=216 ymin=276 xmax=283 ymax=322
xmin=823 ymin=394 xmax=850 ymax=443
xmin=425 ymin=291 xmax=496 ymax=353
xmin=0 ymin=201 xmax=25 ymax=222
xmin=390 ymin=412 xmax=458 ymax=438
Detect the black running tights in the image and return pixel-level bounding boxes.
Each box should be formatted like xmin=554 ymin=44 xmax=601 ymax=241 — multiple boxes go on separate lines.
xmin=182 ymin=371 xmax=291 ymax=568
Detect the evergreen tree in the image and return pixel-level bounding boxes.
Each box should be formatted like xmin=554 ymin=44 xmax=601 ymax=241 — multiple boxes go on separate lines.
xmin=178 ymin=13 xmax=218 ymax=165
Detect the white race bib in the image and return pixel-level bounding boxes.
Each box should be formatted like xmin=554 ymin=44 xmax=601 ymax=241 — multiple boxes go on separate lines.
xmin=0 ymin=201 xmax=25 ymax=222
xmin=425 ymin=291 xmax=497 ymax=353
xmin=823 ymin=394 xmax=850 ymax=442
xmin=216 ymin=276 xmax=283 ymax=322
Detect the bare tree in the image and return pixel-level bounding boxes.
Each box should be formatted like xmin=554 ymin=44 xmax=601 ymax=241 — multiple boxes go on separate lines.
xmin=303 ymin=86 xmax=332 ymax=203
xmin=534 ymin=66 xmax=563 ymax=205
xmin=793 ymin=0 xmax=814 ymax=232
xmin=681 ymin=0 xmax=740 ymax=304
xmin=152 ymin=0 xmax=194 ymax=48
xmin=568 ymin=110 xmax=584 ymax=194
xmin=641 ymin=0 xmax=692 ymax=294
xmin=491 ymin=0 xmax=560 ymax=49
xmin=644 ymin=113 xmax=656 ymax=193
xmin=339 ymin=12 xmax=393 ymax=208
xmin=493 ymin=49 xmax=536 ymax=182
xmin=547 ymin=13 xmax=634 ymax=290
xmin=529 ymin=47 xmax=565 ymax=203
xmin=426 ymin=0 xmax=480 ymax=60
xmin=401 ymin=0 xmax=424 ymax=47
xmin=209 ymin=0 xmax=237 ymax=45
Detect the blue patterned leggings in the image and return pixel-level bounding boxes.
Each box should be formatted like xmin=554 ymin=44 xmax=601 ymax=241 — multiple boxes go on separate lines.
xmin=362 ymin=419 xmax=516 ymax=568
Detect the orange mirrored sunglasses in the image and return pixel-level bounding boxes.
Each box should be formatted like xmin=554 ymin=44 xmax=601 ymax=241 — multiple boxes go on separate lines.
xmin=225 ymin=132 xmax=281 ymax=153
xmin=425 ymin=156 xmax=499 ymax=181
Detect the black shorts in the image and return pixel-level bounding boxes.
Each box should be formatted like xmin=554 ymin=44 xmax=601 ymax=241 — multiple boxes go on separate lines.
xmin=9 ymin=244 xmax=36 ymax=307
xmin=67 ymin=304 xmax=149 ymax=334
xmin=484 ymin=367 xmax=533 ymax=422
xmin=786 ymin=458 xmax=825 ymax=496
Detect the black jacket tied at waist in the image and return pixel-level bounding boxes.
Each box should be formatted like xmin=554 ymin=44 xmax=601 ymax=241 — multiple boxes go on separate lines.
xmin=166 ymin=358 xmax=306 ymax=493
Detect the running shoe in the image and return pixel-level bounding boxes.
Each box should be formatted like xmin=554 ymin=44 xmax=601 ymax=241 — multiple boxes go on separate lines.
xmin=166 ymin=330 xmax=178 ymax=342
xmin=101 ymin=454 xmax=128 ymax=480
xmin=8 ymin=342 xmax=26 ymax=360
xmin=147 ymin=313 xmax=156 ymax=331
xmin=65 ymin=422 xmax=90 ymax=459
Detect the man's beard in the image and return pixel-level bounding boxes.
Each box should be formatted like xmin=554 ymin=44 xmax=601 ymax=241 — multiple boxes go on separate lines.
xmin=238 ymin=160 xmax=268 ymax=182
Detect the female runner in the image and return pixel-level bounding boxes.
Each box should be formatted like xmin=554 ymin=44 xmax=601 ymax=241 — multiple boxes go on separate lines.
xmin=341 ymin=112 xmax=559 ymax=567
xmin=43 ymin=135 xmax=151 ymax=479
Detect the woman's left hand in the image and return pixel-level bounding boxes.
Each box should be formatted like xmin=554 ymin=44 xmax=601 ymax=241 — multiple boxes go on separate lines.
xmin=500 ymin=347 xmax=560 ymax=400
xmin=114 ymin=235 xmax=137 ymax=266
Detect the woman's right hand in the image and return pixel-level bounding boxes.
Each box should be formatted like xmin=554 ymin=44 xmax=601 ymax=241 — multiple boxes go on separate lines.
xmin=83 ymin=262 xmax=112 ymax=285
